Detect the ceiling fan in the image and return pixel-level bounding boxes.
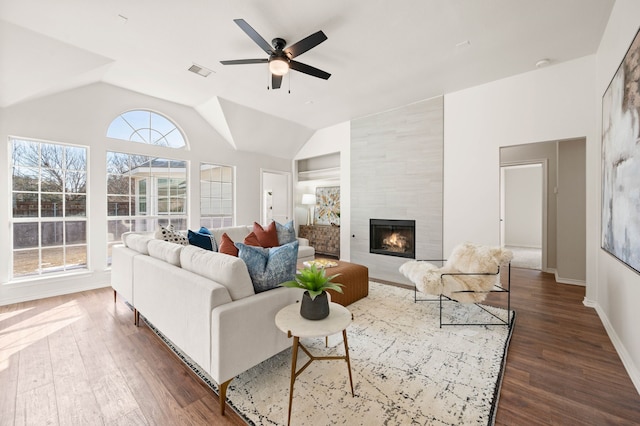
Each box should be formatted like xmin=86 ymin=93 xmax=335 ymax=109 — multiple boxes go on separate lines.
xmin=220 ymin=19 xmax=331 ymax=89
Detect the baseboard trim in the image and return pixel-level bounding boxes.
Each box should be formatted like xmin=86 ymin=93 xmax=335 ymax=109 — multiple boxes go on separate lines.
xmin=554 ymin=271 xmax=586 ymax=286
xmin=592 ymin=301 xmax=640 ymax=395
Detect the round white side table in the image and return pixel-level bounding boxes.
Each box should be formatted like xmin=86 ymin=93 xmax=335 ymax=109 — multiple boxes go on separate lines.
xmin=275 ymin=301 xmax=354 ymax=426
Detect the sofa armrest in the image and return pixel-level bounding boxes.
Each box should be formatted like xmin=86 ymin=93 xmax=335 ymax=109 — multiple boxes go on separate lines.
xmin=210 ymin=287 xmax=304 ymax=384
xmin=134 ymin=255 xmax=233 ymax=372
xmin=297 ymin=237 xmax=310 ymax=246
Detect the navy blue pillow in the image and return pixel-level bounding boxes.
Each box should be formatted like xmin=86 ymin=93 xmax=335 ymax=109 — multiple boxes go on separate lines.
xmin=188 ymin=229 xmax=218 ymax=251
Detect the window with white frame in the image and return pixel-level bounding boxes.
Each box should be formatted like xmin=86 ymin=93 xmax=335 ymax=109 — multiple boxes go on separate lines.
xmin=200 ymin=163 xmax=234 ymax=229
xmin=106 ymin=153 xmax=187 ymax=264
xmin=106 ymin=110 xmax=186 ymax=148
xmin=11 ymin=138 xmax=88 ymax=278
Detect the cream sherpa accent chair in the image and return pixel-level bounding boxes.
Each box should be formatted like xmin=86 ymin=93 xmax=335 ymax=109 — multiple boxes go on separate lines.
xmin=400 ymin=242 xmax=513 ymax=327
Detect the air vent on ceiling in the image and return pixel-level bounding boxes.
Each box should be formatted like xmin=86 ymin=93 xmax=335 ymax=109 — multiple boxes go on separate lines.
xmin=188 ymin=64 xmax=213 ymax=77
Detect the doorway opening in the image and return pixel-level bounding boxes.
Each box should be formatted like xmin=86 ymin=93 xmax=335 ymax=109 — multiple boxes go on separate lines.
xmin=260 ymin=170 xmax=291 ymax=225
xmin=500 ymin=162 xmax=546 ymax=270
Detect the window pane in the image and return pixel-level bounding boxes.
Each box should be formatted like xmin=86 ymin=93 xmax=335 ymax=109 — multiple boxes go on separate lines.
xmin=108 ymin=219 xmax=132 ymax=243
xmin=106 ymin=110 xmax=185 ymax=148
xmin=65 ymin=171 xmax=86 ymax=193
xmin=41 ymin=194 xmax=64 ymax=217
xmin=108 ymin=196 xmax=131 ymax=216
xmin=42 ymin=247 xmax=64 ymax=271
xmin=41 ymin=222 xmax=63 ymax=247
xmin=41 ymin=169 xmax=63 ymax=192
xmin=13 ymin=166 xmax=39 ymax=191
xmin=66 ymin=245 xmax=87 ymax=269
xmin=14 ymin=223 xmax=38 ymax=249
xmin=12 ymin=140 xmax=40 ymax=167
xmin=222 ymin=182 xmax=232 ymax=198
xmin=13 ymin=250 xmax=39 ymax=277
xmin=107 ymin=152 xmax=131 ymax=174
xmin=170 ymin=218 xmax=187 ymax=231
xmin=40 ymin=144 xmax=64 ymax=168
xmin=65 ymin=146 xmax=87 ymax=170
xmin=66 ymin=221 xmax=87 ymax=244
xmin=107 ymin=175 xmax=130 ymax=195
xmin=66 ymin=194 xmax=86 ymax=217
xmin=13 ymin=193 xmax=38 ymax=217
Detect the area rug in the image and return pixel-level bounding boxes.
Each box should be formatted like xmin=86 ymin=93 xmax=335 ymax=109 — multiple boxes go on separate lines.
xmin=143 ymin=282 xmax=514 ymax=426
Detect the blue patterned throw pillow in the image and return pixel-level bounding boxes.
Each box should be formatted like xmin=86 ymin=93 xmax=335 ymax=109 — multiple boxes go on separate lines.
xmin=188 ymin=229 xmax=218 ymax=251
xmin=275 ymin=220 xmax=296 ymax=245
xmin=236 ymin=240 xmax=299 ymax=293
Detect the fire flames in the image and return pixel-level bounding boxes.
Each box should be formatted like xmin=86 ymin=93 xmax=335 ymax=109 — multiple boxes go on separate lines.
xmin=382 ymin=232 xmax=409 ymax=253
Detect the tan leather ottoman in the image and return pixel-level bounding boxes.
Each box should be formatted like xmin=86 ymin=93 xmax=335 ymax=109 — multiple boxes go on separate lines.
xmin=299 ymin=260 xmax=369 ymax=306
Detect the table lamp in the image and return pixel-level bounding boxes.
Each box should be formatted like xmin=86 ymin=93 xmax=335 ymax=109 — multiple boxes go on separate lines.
xmin=301 ymin=194 xmax=316 ymax=225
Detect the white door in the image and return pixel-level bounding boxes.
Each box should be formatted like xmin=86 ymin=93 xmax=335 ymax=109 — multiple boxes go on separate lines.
xmin=261 ymin=170 xmax=291 ymax=224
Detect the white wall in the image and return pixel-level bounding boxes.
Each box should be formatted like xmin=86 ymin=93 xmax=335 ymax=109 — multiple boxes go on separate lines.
xmin=294 ymin=122 xmax=351 ymax=260
xmin=504 ymin=165 xmax=542 ymax=248
xmin=443 ymin=55 xmax=596 ymax=255
xmin=0 ymin=82 xmax=292 ymax=305
xmin=594 ymin=0 xmax=640 ymax=392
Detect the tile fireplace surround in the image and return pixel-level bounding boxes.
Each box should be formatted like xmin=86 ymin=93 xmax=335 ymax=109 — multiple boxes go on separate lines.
xmin=350 ymin=96 xmax=444 ymax=284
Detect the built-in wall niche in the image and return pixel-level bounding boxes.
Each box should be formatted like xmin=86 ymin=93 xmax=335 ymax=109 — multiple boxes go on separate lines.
xmin=297 ymin=152 xmax=340 ymax=182
xmin=295 ymin=152 xmax=341 ymax=231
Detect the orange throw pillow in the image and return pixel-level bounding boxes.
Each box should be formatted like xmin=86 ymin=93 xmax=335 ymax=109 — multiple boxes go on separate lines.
xmin=218 ymin=233 xmax=239 ymax=256
xmin=253 ymin=222 xmax=280 ymax=248
xmin=219 ymin=232 xmax=262 ymax=257
xmin=243 ymin=232 xmax=261 ymax=247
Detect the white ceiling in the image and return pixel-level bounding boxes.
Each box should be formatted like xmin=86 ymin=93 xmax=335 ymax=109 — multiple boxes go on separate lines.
xmin=0 ymin=0 xmax=614 ymax=157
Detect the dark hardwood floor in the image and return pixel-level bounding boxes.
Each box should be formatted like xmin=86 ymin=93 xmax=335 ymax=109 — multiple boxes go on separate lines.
xmin=0 ymin=268 xmax=638 ymax=425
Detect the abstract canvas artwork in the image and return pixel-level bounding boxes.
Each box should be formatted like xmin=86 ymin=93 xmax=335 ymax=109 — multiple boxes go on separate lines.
xmin=315 ymin=186 xmax=340 ymax=225
xmin=601 ymin=27 xmax=640 ymax=274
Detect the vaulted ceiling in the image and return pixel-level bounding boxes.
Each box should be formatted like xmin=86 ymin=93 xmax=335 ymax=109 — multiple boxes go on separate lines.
xmin=0 ymin=0 xmax=615 ymax=158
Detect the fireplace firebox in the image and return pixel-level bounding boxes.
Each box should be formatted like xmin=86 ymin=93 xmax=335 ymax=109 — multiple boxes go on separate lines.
xmin=369 ymin=219 xmax=415 ymax=258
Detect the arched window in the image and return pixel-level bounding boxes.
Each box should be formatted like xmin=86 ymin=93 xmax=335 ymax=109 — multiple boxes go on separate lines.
xmin=106 ymin=110 xmax=186 ymax=148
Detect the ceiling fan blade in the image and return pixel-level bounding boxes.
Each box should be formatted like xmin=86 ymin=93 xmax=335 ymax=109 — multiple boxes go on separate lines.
xmin=220 ymin=58 xmax=268 ymax=65
xmin=272 ymin=74 xmax=283 ymax=89
xmin=289 ymin=60 xmax=331 ymax=80
xmin=233 ymin=19 xmax=273 ymax=54
xmin=284 ymin=31 xmax=327 ymax=58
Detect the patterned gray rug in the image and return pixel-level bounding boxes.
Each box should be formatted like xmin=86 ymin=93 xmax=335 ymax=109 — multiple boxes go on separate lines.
xmin=143 ymin=282 xmax=514 ymax=425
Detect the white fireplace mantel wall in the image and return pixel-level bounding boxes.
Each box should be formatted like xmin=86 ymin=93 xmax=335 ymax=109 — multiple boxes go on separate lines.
xmin=350 ymin=96 xmax=444 ymax=283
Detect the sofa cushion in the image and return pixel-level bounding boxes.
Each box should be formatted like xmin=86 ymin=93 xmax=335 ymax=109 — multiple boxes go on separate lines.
xmin=148 ymin=239 xmax=184 ymax=266
xmin=188 ymin=229 xmax=218 ymax=251
xmin=123 ymin=233 xmax=153 ymax=254
xmin=253 ymin=222 xmax=280 ymax=248
xmin=275 ymin=220 xmax=296 ymax=245
xmin=180 ymin=245 xmax=255 ymax=300
xmin=219 ymin=232 xmax=260 ymax=257
xmin=210 ymin=226 xmax=252 ymax=249
xmin=236 ymin=241 xmax=298 ymax=293
xmin=155 ymin=225 xmax=188 ymax=245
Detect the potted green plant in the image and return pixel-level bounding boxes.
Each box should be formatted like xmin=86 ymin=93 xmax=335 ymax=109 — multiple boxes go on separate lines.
xmin=280 ymin=264 xmax=344 ymax=320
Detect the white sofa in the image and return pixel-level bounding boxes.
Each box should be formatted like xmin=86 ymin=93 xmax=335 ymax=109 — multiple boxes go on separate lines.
xmin=110 ymin=225 xmax=310 ymax=415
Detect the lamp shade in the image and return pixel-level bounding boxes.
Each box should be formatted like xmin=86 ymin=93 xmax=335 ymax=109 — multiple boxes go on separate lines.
xmin=301 ymin=194 xmax=316 ymax=205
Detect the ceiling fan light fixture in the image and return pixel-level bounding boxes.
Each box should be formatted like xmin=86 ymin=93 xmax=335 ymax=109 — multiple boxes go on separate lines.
xmin=269 ymin=57 xmax=290 ymax=76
